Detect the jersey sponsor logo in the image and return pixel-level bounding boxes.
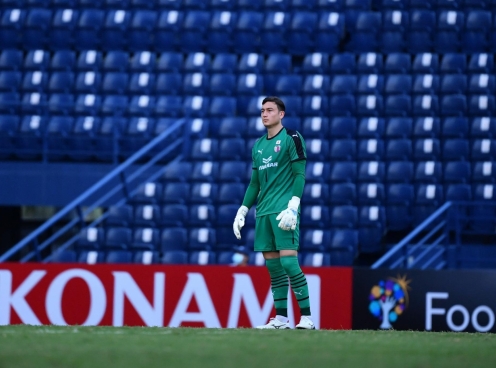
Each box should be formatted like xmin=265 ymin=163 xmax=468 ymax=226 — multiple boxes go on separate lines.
xmin=276 ymin=140 xmax=281 ymax=144
xmin=274 ymin=145 xmax=281 ymax=153
xmin=262 ymin=156 xmax=272 ymax=164
xmin=259 ymin=156 xmax=278 ymax=170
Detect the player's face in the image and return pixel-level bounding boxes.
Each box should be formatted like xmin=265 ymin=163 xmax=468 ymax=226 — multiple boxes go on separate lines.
xmin=261 ymin=102 xmax=284 ymax=129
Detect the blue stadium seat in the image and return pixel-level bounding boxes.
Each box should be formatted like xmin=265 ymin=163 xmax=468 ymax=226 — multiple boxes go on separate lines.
xmin=442 ymin=139 xmax=469 ymax=161
xmin=303 ymin=75 xmax=331 ymax=95
xmin=129 ymin=73 xmax=155 ymax=95
xmin=233 ymin=12 xmax=263 ymax=53
xmin=101 ymin=10 xmax=132 ymax=51
xmin=237 ymin=53 xmax=264 ymax=73
xmin=190 ymin=251 xmax=217 ymax=265
xmin=78 ymin=251 xmax=104 ymax=265
xmin=413 ymin=138 xmax=441 ymax=161
xmin=413 ymin=184 xmax=444 ymax=225
xmin=385 ymin=74 xmax=412 ymax=94
xmin=162 ymin=182 xmax=190 ymax=205
xmin=413 ymin=74 xmax=439 ymax=95
xmin=49 ymin=9 xmax=78 ymax=50
xmin=302 ymin=253 xmax=331 ymax=267
xmin=134 ymin=251 xmax=160 ymax=265
xmin=261 ymin=12 xmax=291 ymax=53
xmin=472 ymin=162 xmax=496 ymax=183
xmin=305 ymin=162 xmax=331 ymax=183
xmin=0 ymin=114 xmax=18 ymax=157
xmin=434 ymin=11 xmax=464 ymax=52
xmin=386 ymin=161 xmax=413 ymax=182
xmin=190 ymin=182 xmax=218 ymax=204
xmin=105 ymin=250 xmax=133 ymax=264
xmin=331 ymin=75 xmax=357 ymax=95
xmin=218 ymin=161 xmax=247 ymax=183
xmin=472 ymin=139 xmax=496 ymax=161
xmin=128 ymin=10 xmax=158 ymax=51
xmin=347 ymin=12 xmax=381 ymax=52
xmin=155 ymin=11 xmax=183 ymax=51
xmin=358 ymin=206 xmax=386 ymax=253
xmin=0 ymin=50 xmax=22 ymax=71
xmin=0 ymin=71 xmax=21 ymax=92
xmin=385 ymin=117 xmax=412 ymax=139
xmin=217 ymin=183 xmax=245 ymax=204
xmin=0 ymin=9 xmax=26 ymax=49
xmin=300 ymin=205 xmax=330 ymax=228
xmin=211 ymin=53 xmax=237 ymax=74
xmin=440 ymin=53 xmax=467 ymax=73
xmin=134 ymin=204 xmax=161 ymax=227
xmin=183 ymin=72 xmax=209 ymax=95
xmin=469 ymin=74 xmax=495 ymax=94
xmin=385 ymin=139 xmax=412 ymax=161
xmin=328 ymin=117 xmax=354 ymax=139
xmin=384 ymin=95 xmax=412 ymax=117
xmin=24 ymin=50 xmax=50 ymax=70
xmin=440 ymin=74 xmax=467 ymax=94
xmin=160 ymin=204 xmax=188 ymax=227
xmin=209 ymin=74 xmax=236 ymax=96
xmin=330 ymin=139 xmax=356 ymax=160
xmin=414 ymin=161 xmax=443 ymax=183
xmin=386 ymin=183 xmax=414 ymax=230
xmin=189 ymin=228 xmax=216 ymax=250
xmin=130 ymin=52 xmax=156 ymax=73
xmin=211 ymin=0 xmax=238 ymax=9
xmin=440 ymin=94 xmax=467 ymax=116
xmin=48 ymin=72 xmax=75 ymax=94
xmin=75 ymin=9 xmax=105 ymax=50
xmin=330 ymin=53 xmax=356 ymax=74
xmin=469 ymin=95 xmax=495 ymax=116
xmin=445 ymin=184 xmax=472 ymax=201
xmin=329 ymin=95 xmax=356 ymax=116
xmin=155 ymin=95 xmax=182 ymax=117
xmin=413 ymin=117 xmax=440 ymax=138
xmin=412 ymin=53 xmax=438 ymax=74
xmin=155 ymin=73 xmax=181 ymax=95
xmin=357 ymin=53 xmax=383 ymax=74
xmin=160 ymin=228 xmax=187 ymax=252
xmin=330 ymin=183 xmax=356 ymax=205
xmin=357 ymin=75 xmax=384 ymax=95
xmin=358 ymin=161 xmax=385 ymax=182
xmin=359 ymin=140 xmax=384 ymax=165
xmin=358 ymin=183 xmax=385 ymax=205
xmin=162 ymin=250 xmax=188 ymax=264
xmin=103 ymin=52 xmax=130 ymax=72
xmin=208 ymin=11 xmax=237 ymax=53
xmin=331 ymin=205 xmax=358 ymax=229
xmin=304 ymin=183 xmax=331 ymax=204
xmin=468 ymin=53 xmax=493 ymax=73
xmin=462 ymin=10 xmax=491 ymax=52
xmin=189 ymin=204 xmax=216 ymax=227
xmin=287 ymin=12 xmax=318 ymax=55
xmin=316 ymin=12 xmax=344 ymax=53
xmin=131 ymin=228 xmax=160 ymax=251
xmin=442 ymin=117 xmax=469 ymax=138
xmin=236 ymin=74 xmax=263 ymax=96
xmin=131 ymin=182 xmax=162 ymax=204
xmin=301 ymin=229 xmax=332 ymax=252
xmin=444 ymin=161 xmax=471 ymax=183
xmin=413 ymin=95 xmax=439 ymax=116
xmin=161 ymin=161 xmax=192 ymax=183
xmin=470 ymin=184 xmax=496 ymax=232
xmin=330 ymin=161 xmax=357 ymax=183
xmin=77 ymin=227 xmax=104 ymax=250
xmin=104 ymin=227 xmax=132 ymax=250
xmin=77 ymin=51 xmax=103 ymax=72
xmin=265 ymin=53 xmax=292 ymax=75
xmin=357 ymin=117 xmax=384 ymax=138
xmin=22 ymin=71 xmax=49 ymax=93
xmin=407 ymin=10 xmax=435 ymax=52
xmin=381 ymin=10 xmax=408 ymax=52
xmin=190 ymin=161 xmax=219 ymax=182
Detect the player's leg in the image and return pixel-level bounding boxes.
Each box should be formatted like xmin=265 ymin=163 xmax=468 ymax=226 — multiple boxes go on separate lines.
xmin=272 ymin=215 xmax=315 ymax=330
xmin=253 ymin=215 xmax=290 ymax=329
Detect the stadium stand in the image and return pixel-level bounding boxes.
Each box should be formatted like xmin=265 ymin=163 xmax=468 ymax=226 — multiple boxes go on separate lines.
xmin=0 ymin=0 xmax=495 ymax=268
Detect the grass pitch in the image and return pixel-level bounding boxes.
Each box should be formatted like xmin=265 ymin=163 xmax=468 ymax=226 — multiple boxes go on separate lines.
xmin=0 ymin=325 xmax=495 ymax=368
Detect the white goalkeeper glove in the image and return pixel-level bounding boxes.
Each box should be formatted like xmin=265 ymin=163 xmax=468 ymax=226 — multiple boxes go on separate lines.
xmin=233 ymin=205 xmax=249 ymax=240
xmin=276 ymin=196 xmax=300 ymax=231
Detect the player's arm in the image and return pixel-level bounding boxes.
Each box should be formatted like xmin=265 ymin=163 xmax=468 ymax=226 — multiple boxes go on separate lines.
xmin=277 ymin=130 xmax=307 ymax=231
xmin=233 ymin=168 xmax=260 ymax=239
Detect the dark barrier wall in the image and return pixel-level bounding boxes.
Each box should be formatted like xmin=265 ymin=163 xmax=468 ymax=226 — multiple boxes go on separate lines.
xmin=353 ymin=268 xmax=496 ymax=333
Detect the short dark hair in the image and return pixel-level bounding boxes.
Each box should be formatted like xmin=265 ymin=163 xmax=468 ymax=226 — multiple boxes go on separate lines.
xmin=262 ymin=96 xmax=285 ymax=112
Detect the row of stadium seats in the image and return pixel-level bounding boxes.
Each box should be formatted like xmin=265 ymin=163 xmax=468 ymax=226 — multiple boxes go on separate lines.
xmin=76 ymin=225 xmax=358 ymax=253
xmin=1 ymin=51 xmax=493 ymax=74
xmin=3 ymin=9 xmax=496 ymax=52
xmin=2 ymin=71 xmax=496 ymax=97
xmin=5 ymin=0 xmax=496 ymax=11
xmin=0 ymin=93 xmax=495 ymax=118
xmin=52 ymin=248 xmax=349 ymax=267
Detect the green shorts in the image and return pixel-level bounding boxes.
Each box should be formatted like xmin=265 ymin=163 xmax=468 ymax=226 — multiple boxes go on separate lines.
xmin=253 ymin=213 xmax=300 ymax=252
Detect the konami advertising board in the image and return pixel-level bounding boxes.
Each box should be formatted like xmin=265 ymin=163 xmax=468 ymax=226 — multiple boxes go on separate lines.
xmin=0 ymin=264 xmax=353 ymax=329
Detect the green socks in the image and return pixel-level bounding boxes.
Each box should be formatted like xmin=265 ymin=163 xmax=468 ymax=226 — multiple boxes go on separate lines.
xmin=280 ymin=256 xmax=311 ymax=316
xmin=265 ymin=258 xmax=289 ymax=317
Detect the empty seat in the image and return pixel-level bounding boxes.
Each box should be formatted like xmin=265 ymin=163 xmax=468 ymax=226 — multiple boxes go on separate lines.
xmin=386 ymin=184 xmax=414 ymax=230
xmin=0 ymin=9 xmax=26 ymax=49
xmin=434 ymin=11 xmax=464 ymax=53
xmin=473 ymin=162 xmax=496 ymax=183
xmin=233 ymin=12 xmax=263 ymax=53
xmin=330 ymin=161 xmax=357 ymax=183
xmin=413 ymin=184 xmax=444 ymax=225
xmin=358 ymin=183 xmax=385 ymax=205
xmin=386 ymin=161 xmax=413 ymax=182
xmin=104 ymin=227 xmax=132 ymax=250
xmin=444 ymin=161 xmax=471 ymax=183
xmin=412 ymin=53 xmax=439 ymax=74
xmin=134 ymin=251 xmax=160 ymax=265
xmin=260 ymin=12 xmax=291 ymax=53
xmin=357 ymin=117 xmax=385 ymax=138
xmin=300 ymin=205 xmax=330 ymax=228
xmin=128 ymin=10 xmax=158 ymax=51
xmin=162 ymin=250 xmax=188 ymax=264
xmin=131 ymin=228 xmax=160 ymax=250
xmin=190 ymin=250 xmax=217 ymax=265
xmin=413 ymin=117 xmax=440 ymax=138
xmin=407 ymin=11 xmax=435 ymax=52
xmin=347 ymin=12 xmax=381 ymax=52
xmin=189 ymin=228 xmax=216 ymax=250
xmin=462 ymin=10 xmax=491 ymax=52
xmin=331 ymin=205 xmax=357 ymax=229
xmin=49 ymin=9 xmax=78 ymax=50
xmin=316 ymin=12 xmax=344 ymax=53
xmin=413 ymin=74 xmax=439 ymax=95
xmin=160 ymin=204 xmax=188 ymax=227
xmin=413 ymin=139 xmax=441 ymax=161
xmin=77 ymin=227 xmax=104 ymax=250
xmin=330 ymin=53 xmax=356 ymax=74
xmin=358 ymin=161 xmax=385 ymax=182
xmin=75 ymin=9 xmax=105 ymax=50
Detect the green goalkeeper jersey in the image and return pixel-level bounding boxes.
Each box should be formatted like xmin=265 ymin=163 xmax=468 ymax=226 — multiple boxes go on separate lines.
xmin=251 ymin=127 xmax=307 ymax=217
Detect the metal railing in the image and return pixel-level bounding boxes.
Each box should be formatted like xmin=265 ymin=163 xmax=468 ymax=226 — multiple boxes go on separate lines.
xmin=0 ymin=118 xmax=187 ymax=263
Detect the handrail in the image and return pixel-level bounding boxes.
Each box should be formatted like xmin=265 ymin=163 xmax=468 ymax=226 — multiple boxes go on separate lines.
xmin=0 ymin=118 xmax=186 ymax=262
xmin=371 ymin=201 xmax=453 ymax=269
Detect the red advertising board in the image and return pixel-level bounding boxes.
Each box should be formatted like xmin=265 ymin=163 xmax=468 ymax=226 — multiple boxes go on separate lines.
xmin=0 ymin=263 xmax=352 ymax=330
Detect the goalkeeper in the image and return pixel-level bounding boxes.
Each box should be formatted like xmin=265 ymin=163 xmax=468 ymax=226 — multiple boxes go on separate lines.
xmin=233 ymin=96 xmax=314 ymax=330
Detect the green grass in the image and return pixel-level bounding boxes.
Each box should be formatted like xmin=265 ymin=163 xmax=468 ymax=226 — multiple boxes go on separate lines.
xmin=0 ymin=326 xmax=495 ymax=368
